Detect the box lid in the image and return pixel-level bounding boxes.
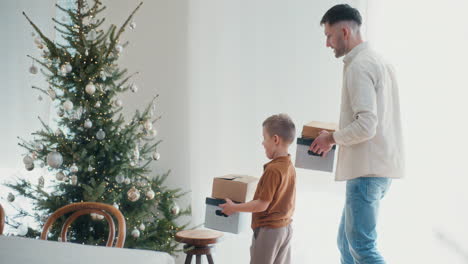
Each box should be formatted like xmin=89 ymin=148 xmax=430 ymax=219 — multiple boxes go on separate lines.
xmin=215 ymin=175 xmax=259 ymax=184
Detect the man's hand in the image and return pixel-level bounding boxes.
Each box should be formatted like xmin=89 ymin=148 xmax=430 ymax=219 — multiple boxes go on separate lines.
xmin=219 ymin=198 xmax=236 ymax=216
xmin=310 ymin=130 xmax=336 ymax=157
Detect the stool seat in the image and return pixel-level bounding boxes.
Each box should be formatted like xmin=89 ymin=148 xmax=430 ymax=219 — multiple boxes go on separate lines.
xmin=176 ymin=229 xmax=223 ymax=264
xmin=176 ymin=229 xmax=223 ymax=246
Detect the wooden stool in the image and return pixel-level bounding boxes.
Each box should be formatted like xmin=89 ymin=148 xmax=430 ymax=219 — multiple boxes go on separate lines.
xmin=175 ymin=229 xmax=223 ymax=264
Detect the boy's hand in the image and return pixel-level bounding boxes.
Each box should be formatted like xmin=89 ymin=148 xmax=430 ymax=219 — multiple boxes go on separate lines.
xmin=219 ymin=198 xmax=236 ymax=216
xmin=310 ymin=130 xmax=336 ymax=157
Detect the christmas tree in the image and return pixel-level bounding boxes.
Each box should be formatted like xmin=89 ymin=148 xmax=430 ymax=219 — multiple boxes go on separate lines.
xmin=5 ymin=0 xmax=190 ymax=254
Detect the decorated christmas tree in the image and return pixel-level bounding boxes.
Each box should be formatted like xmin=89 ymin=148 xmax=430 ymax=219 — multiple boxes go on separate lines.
xmin=5 ymin=0 xmax=189 ymax=254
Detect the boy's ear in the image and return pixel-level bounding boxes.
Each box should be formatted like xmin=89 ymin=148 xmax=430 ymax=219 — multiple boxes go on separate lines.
xmin=273 ymin=135 xmax=280 ymax=144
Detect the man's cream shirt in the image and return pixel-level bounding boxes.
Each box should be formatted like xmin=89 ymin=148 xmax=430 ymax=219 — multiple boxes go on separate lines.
xmin=333 ymin=42 xmax=405 ymax=181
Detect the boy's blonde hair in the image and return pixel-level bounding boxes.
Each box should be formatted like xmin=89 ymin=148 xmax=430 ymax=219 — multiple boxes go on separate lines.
xmin=262 ymin=113 xmax=296 ymax=144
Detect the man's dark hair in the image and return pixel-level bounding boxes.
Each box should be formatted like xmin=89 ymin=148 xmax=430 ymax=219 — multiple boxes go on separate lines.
xmin=320 ymin=4 xmax=362 ymax=26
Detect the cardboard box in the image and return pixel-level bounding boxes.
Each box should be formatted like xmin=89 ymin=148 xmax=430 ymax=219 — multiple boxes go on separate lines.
xmin=212 ymin=175 xmax=259 ymax=203
xmin=302 ymin=121 xmax=338 ymax=139
xmin=295 ymin=137 xmax=336 ymax=172
xmin=204 ymin=197 xmax=250 ymax=234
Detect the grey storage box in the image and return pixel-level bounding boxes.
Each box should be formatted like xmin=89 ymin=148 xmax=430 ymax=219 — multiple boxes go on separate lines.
xmin=295 ymin=137 xmax=336 ymax=172
xmin=204 ymin=197 xmax=250 ymax=234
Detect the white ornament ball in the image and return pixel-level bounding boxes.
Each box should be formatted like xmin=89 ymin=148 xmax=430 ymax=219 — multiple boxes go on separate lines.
xmin=47 ymin=151 xmax=63 ymax=168
xmin=95 ymin=101 xmax=101 ymax=108
xmin=23 ymin=155 xmax=34 ymax=165
xmin=152 ymin=152 xmax=160 ymax=161
xmin=171 ymin=203 xmax=180 ymax=215
xmin=25 ymin=162 xmax=35 ymax=171
xmin=31 ymin=152 xmax=38 ymax=160
xmin=113 ymin=203 xmax=119 ymax=209
xmin=146 ymin=189 xmax=155 ymax=200
xmin=64 ymin=63 xmax=72 ymax=73
xmin=7 ymin=192 xmax=15 ymax=202
xmin=127 ymin=186 xmax=140 ymax=202
xmin=17 ymin=224 xmax=29 ymax=236
xmin=114 ymin=99 xmax=123 ymax=107
xmin=130 ymin=84 xmax=138 ymax=93
xmin=88 ymin=165 xmax=94 ymax=172
xmin=129 ymin=21 xmax=137 ymax=30
xmin=131 ymin=228 xmax=140 ymax=238
xmin=29 ymin=65 xmax=38 ymax=74
xmin=124 ymin=178 xmax=131 ymax=185
xmin=84 ymin=119 xmax=93 ymax=129
xmin=70 ymin=175 xmax=78 ymax=185
xmin=56 ymin=172 xmax=66 ymax=181
xmin=85 ymin=82 xmax=96 ymax=95
xmin=143 ymin=120 xmax=152 ymax=131
xmin=149 ymin=129 xmax=158 ymax=137
xmin=96 ymin=129 xmax=106 ymax=140
xmin=139 ymin=223 xmax=146 ymax=231
xmin=34 ymin=37 xmax=41 ymax=45
xmin=115 ymin=45 xmax=124 ymax=53
xmin=63 ymin=100 xmax=74 ymax=111
xmin=116 ymin=174 xmax=125 ymax=184
xmin=70 ymin=164 xmax=79 ymax=173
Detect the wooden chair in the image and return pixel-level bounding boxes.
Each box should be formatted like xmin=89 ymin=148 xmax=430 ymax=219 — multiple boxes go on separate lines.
xmin=0 ymin=203 xmax=5 ymax=235
xmin=41 ymin=202 xmax=126 ymax=247
xmin=176 ymin=229 xmax=224 ymax=264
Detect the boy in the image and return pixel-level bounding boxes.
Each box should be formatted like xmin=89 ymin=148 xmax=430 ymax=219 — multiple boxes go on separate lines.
xmin=220 ymin=113 xmax=296 ymax=264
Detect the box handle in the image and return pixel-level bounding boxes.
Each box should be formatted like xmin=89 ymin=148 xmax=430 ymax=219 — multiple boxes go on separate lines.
xmin=215 ymin=210 xmax=229 ymax=217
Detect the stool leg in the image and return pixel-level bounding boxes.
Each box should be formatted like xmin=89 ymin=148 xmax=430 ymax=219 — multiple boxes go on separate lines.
xmin=196 ymin=255 xmax=201 ymax=264
xmin=184 ymin=254 xmax=193 ymax=264
xmin=207 ymin=254 xmax=214 ymax=264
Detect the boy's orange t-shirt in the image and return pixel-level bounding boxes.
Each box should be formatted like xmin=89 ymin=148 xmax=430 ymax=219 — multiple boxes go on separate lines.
xmin=251 ymin=155 xmax=296 ymax=229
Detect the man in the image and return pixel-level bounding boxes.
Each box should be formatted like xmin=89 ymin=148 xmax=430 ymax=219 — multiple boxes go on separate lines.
xmin=310 ymin=4 xmax=405 ymax=264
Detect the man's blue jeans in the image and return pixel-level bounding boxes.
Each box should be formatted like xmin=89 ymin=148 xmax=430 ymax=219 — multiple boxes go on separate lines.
xmin=338 ymin=177 xmax=392 ymax=264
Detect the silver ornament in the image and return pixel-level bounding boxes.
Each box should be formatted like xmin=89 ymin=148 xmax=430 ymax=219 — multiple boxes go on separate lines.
xmin=96 ymin=129 xmax=106 ymax=140
xmin=38 ymin=176 xmax=45 ymax=187
xmin=23 ymin=155 xmax=34 ymax=165
xmin=70 ymin=175 xmax=78 ymax=185
xmin=171 ymin=203 xmax=180 ymax=215
xmin=7 ymin=192 xmax=15 ymax=202
xmin=124 ymin=178 xmax=131 ymax=185
xmin=100 ymin=71 xmax=106 ymax=81
xmin=130 ymin=84 xmax=138 ymax=93
xmin=70 ymin=163 xmax=79 ymax=173
xmin=115 ymin=45 xmax=123 ymax=53
xmin=56 ymin=172 xmax=65 ymax=181
xmin=116 ymin=174 xmax=125 ymax=184
xmin=152 ymin=152 xmax=160 ymax=161
xmin=85 ymin=82 xmax=96 ymax=95
xmin=149 ymin=129 xmax=158 ymax=137
xmin=31 ymin=152 xmax=38 ymax=160
xmin=139 ymin=223 xmax=146 ymax=231
xmin=143 ymin=120 xmax=152 ymax=130
xmin=85 ymin=49 xmax=89 ymax=56
xmin=88 ymin=165 xmax=94 ymax=172
xmin=131 ymin=228 xmax=140 ymax=238
xmin=84 ymin=119 xmax=93 ymax=129
xmin=25 ymin=162 xmax=35 ymax=171
xmin=48 ymin=89 xmax=56 ymax=100
xmin=29 ymin=65 xmax=38 ymax=74
xmin=113 ymin=203 xmax=119 ymax=209
xmin=127 ymin=187 xmax=140 ymax=202
xmin=63 ymin=100 xmax=73 ymax=111
xmin=47 ymin=151 xmax=63 ymax=168
xmin=130 ymin=161 xmax=136 ymax=167
xmin=146 ymin=189 xmax=155 ymax=200
xmin=114 ymin=99 xmax=123 ymax=107
xmin=94 ymin=101 xmax=101 ymax=108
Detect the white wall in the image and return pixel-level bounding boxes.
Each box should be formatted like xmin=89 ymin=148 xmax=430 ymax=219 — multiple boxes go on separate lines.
xmin=0 ymin=0 xmax=56 ymax=169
